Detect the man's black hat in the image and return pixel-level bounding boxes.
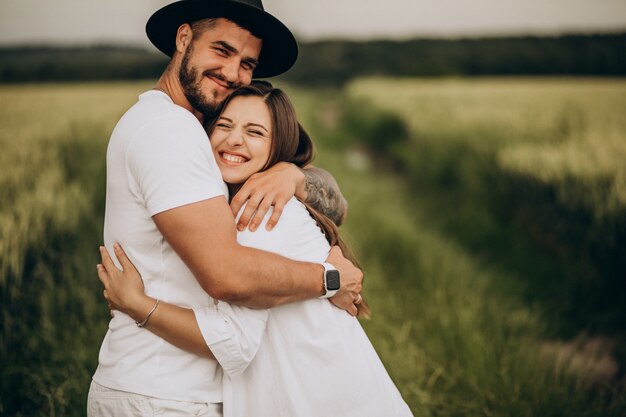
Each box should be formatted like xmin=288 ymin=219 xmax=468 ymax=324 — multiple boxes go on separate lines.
xmin=146 ymin=0 xmax=298 ymax=78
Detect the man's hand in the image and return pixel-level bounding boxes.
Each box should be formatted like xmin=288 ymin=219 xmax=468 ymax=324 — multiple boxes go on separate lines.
xmin=230 ymin=162 xmax=305 ymax=232
xmin=326 ymin=246 xmax=363 ymax=316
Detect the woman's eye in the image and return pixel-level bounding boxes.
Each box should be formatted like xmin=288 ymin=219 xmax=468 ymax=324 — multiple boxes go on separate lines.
xmin=249 ymin=130 xmax=264 ymax=136
xmin=216 ymin=123 xmax=231 ymax=129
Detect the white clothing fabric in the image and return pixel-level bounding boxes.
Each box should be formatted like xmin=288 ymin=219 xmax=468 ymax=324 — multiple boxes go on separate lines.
xmin=93 ymin=90 xmax=230 ymax=402
xmin=87 ymin=381 xmax=223 ymax=417
xmin=195 ymin=198 xmax=413 ymax=417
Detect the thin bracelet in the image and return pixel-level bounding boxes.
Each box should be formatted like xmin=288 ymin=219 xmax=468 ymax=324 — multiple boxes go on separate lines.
xmin=136 ymin=299 xmax=160 ymax=328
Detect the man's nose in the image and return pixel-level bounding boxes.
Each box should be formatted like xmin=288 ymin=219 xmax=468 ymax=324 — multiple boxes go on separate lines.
xmin=221 ymin=59 xmax=240 ymax=84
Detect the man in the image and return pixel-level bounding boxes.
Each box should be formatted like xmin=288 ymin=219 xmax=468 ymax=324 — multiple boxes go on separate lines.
xmin=88 ymin=0 xmax=362 ymax=415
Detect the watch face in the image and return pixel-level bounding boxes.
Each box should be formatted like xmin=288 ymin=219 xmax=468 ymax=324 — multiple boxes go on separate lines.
xmin=326 ymin=270 xmax=340 ymax=291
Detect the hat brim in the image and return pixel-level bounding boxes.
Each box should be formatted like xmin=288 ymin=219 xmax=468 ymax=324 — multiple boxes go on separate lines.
xmin=146 ymin=0 xmax=298 ymax=78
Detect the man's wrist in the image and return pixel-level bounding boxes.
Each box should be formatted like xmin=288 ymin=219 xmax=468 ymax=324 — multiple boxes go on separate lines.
xmin=320 ymin=262 xmax=340 ymax=299
xmin=315 ymin=263 xmax=326 ymax=297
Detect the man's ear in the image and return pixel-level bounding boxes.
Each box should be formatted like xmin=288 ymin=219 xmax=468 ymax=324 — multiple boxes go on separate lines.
xmin=175 ymin=23 xmax=193 ymax=55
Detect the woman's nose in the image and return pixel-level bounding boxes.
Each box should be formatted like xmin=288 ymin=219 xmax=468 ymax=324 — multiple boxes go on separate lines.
xmin=226 ymin=129 xmax=244 ymax=146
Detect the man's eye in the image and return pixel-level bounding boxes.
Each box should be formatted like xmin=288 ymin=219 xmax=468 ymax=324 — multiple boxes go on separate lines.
xmin=241 ymin=62 xmax=255 ymax=71
xmin=216 ymin=123 xmax=231 ymax=128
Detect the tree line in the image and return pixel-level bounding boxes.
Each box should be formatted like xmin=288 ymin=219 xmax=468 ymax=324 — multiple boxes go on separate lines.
xmin=1 ymin=32 xmax=624 ymax=85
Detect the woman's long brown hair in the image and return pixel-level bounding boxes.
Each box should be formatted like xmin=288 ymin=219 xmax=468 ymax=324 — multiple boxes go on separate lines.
xmin=207 ymin=81 xmax=370 ymax=318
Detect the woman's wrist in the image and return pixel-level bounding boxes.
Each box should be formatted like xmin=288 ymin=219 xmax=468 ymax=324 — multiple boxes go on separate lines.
xmin=127 ymin=295 xmax=157 ymax=322
xmin=294 ymin=165 xmax=308 ymax=201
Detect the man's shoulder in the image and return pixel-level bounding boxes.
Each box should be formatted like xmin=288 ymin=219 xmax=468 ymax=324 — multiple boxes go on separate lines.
xmin=112 ymin=92 xmax=207 ymax=154
xmin=122 ymin=91 xmax=201 ymax=133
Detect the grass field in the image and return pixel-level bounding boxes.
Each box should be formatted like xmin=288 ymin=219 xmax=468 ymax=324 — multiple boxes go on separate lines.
xmin=347 ymin=77 xmax=626 ymax=218
xmin=1 ymin=80 xmax=625 ymax=416
xmin=343 ymin=78 xmax=626 ymax=338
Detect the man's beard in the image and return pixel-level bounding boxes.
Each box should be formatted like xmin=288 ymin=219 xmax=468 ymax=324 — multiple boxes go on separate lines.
xmin=178 ymin=44 xmax=240 ymax=119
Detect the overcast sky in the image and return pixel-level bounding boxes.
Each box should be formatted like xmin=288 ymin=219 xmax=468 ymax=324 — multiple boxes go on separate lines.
xmin=1 ymin=0 xmax=625 ymax=47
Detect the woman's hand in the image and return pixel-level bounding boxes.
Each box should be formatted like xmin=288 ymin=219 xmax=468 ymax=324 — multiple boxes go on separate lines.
xmin=97 ymin=243 xmax=149 ymax=319
xmin=230 ymin=162 xmax=305 ymax=232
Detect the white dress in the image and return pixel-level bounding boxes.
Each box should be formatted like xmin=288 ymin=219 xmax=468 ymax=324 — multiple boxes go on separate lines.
xmin=195 ymin=198 xmax=413 ymax=417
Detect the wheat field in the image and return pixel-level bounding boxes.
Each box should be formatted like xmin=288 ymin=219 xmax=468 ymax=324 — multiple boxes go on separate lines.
xmin=1 ymin=80 xmax=625 ymax=416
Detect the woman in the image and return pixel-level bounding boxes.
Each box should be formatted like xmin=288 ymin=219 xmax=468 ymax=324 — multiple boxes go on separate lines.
xmin=98 ymin=81 xmax=413 ymax=417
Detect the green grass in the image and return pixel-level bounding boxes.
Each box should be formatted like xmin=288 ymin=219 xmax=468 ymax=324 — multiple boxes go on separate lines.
xmin=0 ymin=82 xmax=149 ymax=416
xmin=341 ymin=77 xmax=626 ymax=337
xmin=2 ymin=81 xmax=625 ymax=416
xmin=346 ymin=77 xmax=626 ymax=216
xmin=296 ymin=88 xmax=626 ymax=416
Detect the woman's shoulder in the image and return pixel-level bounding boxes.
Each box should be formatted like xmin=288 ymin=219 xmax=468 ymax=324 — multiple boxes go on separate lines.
xmin=279 ymin=196 xmax=309 ymax=221
xmin=235 ymin=197 xmax=311 ymax=231
xmin=236 ymin=197 xmax=330 ymax=262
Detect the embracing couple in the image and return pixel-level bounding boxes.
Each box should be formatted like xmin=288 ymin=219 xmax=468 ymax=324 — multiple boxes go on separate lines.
xmin=88 ymin=1 xmax=412 ymax=416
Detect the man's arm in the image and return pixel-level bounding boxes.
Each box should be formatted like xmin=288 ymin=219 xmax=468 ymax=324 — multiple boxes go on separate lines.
xmin=300 ymin=166 xmax=348 ymax=226
xmin=153 ymin=195 xmax=361 ymax=311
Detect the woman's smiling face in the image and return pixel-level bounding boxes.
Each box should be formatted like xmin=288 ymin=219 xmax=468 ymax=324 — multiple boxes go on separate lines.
xmin=210 ymin=95 xmax=272 ymax=184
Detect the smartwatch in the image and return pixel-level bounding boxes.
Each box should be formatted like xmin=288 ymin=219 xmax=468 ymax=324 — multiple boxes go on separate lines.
xmin=320 ymin=263 xmax=341 ymax=298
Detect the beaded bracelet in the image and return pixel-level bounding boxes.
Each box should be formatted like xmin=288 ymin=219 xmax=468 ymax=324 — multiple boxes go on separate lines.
xmin=136 ymin=299 xmax=160 ymax=328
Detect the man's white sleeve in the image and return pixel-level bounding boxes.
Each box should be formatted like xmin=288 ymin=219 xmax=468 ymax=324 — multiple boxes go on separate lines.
xmin=126 ymin=113 xmax=226 ymax=216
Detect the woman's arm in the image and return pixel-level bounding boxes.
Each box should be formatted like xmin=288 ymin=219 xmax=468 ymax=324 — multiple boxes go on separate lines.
xmin=113 ymin=290 xmax=215 ymax=359
xmin=229 ymin=163 xmax=348 ymax=232
xmin=98 ymin=246 xmax=212 ymax=358
xmin=98 ymin=244 xmax=268 ymax=376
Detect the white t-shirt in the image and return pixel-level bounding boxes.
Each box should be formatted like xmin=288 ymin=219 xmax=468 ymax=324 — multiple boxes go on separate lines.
xmin=93 ymin=90 xmax=230 ymax=402
xmin=194 ymin=198 xmax=413 ymax=417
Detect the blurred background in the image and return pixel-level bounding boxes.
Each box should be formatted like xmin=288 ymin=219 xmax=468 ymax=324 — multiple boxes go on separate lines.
xmin=1 ymin=1 xmax=625 ymax=416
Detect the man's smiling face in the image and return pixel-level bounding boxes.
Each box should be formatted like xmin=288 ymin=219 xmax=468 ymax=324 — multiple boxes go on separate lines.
xmin=178 ymin=18 xmax=262 ymax=118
